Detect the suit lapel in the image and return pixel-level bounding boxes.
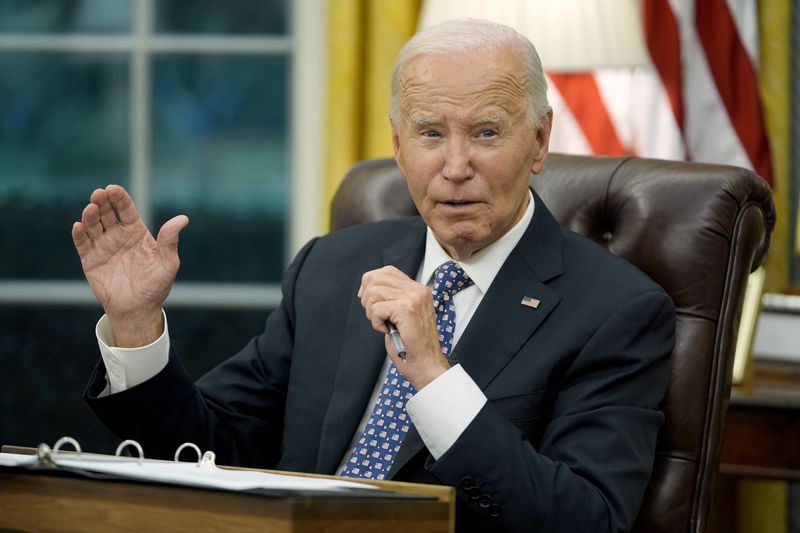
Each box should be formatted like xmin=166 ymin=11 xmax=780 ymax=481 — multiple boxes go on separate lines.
xmin=389 ymin=192 xmax=565 ymax=477
xmin=456 ymin=191 xmax=564 ymax=389
xmin=452 ymin=253 xmax=559 ymax=391
xmin=316 ymin=220 xmax=426 ymax=474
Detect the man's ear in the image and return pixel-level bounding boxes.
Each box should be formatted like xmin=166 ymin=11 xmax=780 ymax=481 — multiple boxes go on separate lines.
xmin=531 ymin=107 xmax=553 ymax=175
xmin=391 ymin=117 xmax=406 ymax=174
xmin=391 ymin=118 xmax=401 ymax=159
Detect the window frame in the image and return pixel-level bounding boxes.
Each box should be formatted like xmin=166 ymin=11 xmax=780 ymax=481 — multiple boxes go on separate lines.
xmin=0 ymin=0 xmax=326 ymax=309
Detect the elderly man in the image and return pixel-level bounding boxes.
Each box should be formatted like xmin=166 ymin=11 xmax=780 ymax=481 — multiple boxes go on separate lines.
xmin=73 ymin=19 xmax=674 ymax=533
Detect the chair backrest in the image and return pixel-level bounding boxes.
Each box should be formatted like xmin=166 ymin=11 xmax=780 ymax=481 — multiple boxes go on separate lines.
xmin=330 ymin=153 xmax=775 ymax=533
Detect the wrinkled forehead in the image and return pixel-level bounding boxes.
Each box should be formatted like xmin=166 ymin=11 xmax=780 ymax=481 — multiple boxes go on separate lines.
xmin=397 ymin=51 xmax=527 ymax=118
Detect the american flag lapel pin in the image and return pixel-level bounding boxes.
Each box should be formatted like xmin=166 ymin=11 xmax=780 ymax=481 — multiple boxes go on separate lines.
xmin=521 ymin=296 xmax=540 ymax=309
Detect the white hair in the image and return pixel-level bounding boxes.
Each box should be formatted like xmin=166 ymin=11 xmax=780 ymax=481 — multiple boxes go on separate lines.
xmin=390 ymin=18 xmax=549 ymax=129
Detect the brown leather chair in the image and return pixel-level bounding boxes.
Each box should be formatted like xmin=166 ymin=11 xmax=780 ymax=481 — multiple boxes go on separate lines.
xmin=330 ymin=153 xmax=776 ymax=533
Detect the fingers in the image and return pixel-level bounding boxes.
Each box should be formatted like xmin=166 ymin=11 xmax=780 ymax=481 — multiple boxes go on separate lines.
xmin=105 ymin=184 xmax=141 ymax=225
xmin=76 ymin=184 xmax=147 ymax=243
xmin=92 ymin=188 xmax=119 ymax=229
xmin=359 ymin=266 xmax=433 ymax=326
xmin=359 ymin=266 xmax=411 ymax=314
xmin=362 ymin=289 xmax=406 ymax=326
xmin=78 ymin=185 xmax=133 ymax=241
xmin=80 ymin=202 xmax=103 ymax=240
xmin=359 ymin=266 xmax=410 ymax=296
xmin=71 ymin=221 xmax=91 ymax=254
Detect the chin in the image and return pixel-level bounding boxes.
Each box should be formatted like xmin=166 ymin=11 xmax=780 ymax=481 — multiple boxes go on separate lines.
xmin=438 ymin=232 xmax=487 ymax=259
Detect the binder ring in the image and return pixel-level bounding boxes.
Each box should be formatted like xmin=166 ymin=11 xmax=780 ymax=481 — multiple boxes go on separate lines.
xmin=174 ymin=442 xmax=203 ymax=465
xmin=53 ymin=436 xmax=82 ymax=455
xmin=36 ymin=443 xmax=53 ymax=465
xmin=115 ymin=439 xmax=145 ymax=464
xmin=200 ymin=450 xmax=217 ymax=467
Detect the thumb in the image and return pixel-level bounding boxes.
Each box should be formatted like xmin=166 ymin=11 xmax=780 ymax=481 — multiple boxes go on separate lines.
xmin=156 ymin=214 xmax=189 ymax=252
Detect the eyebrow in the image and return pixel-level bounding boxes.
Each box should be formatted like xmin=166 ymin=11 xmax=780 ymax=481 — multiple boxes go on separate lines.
xmin=409 ymin=116 xmax=437 ymax=127
xmin=408 ymin=115 xmax=508 ymax=127
xmin=474 ymin=115 xmax=507 ymax=125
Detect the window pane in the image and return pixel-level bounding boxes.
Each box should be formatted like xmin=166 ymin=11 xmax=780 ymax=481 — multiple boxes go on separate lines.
xmin=0 ymin=304 xmax=270 ymax=454
xmin=0 ymin=53 xmax=129 ymax=279
xmin=0 ymin=0 xmax=131 ymax=33
xmin=152 ymin=55 xmax=288 ymax=282
xmin=155 ymin=0 xmax=287 ymax=35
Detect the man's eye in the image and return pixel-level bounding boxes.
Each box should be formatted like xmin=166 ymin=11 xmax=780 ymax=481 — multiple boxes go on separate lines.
xmin=421 ymin=130 xmax=440 ymax=138
xmin=479 ymin=130 xmax=497 ymax=138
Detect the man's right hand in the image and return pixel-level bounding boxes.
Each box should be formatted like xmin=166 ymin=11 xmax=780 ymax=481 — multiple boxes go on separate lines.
xmin=71 ymin=185 xmax=189 ymax=347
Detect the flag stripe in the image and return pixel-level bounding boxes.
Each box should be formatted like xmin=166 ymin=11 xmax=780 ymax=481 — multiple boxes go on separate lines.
xmin=544 ymin=76 xmax=593 ymax=155
xmin=725 ymin=0 xmax=759 ymax=65
xmin=594 ymin=68 xmax=686 ymax=160
xmin=696 ymin=0 xmax=773 ymax=182
xmin=548 ymin=73 xmax=628 ymax=156
xmin=644 ymin=0 xmax=684 ymax=131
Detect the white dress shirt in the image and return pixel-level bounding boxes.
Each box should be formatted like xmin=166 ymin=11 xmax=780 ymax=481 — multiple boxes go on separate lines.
xmin=97 ymin=190 xmax=535 ymax=468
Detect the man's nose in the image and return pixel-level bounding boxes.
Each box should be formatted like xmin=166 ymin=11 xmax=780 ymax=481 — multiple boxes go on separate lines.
xmin=441 ymin=139 xmax=473 ymax=181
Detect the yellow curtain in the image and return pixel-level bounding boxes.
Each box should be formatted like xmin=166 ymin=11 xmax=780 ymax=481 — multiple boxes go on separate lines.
xmin=736 ymin=3 xmax=792 ymax=531
xmin=324 ymin=0 xmax=422 ymax=232
xmin=760 ymin=0 xmax=792 ymax=294
xmin=738 ymin=480 xmax=788 ymax=533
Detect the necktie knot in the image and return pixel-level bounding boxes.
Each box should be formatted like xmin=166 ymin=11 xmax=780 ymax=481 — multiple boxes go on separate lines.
xmin=432 ymin=261 xmax=473 ymax=305
xmin=432 ymin=261 xmax=473 ymax=357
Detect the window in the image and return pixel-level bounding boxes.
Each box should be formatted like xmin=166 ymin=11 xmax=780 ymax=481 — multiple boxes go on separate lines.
xmin=0 ymin=0 xmax=325 ymax=453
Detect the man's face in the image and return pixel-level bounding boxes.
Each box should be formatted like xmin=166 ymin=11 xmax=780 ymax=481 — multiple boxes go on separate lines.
xmin=392 ymin=47 xmax=552 ymax=260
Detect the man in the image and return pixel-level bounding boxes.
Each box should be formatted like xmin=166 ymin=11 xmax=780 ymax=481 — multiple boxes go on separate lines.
xmin=72 ymin=19 xmax=674 ymax=533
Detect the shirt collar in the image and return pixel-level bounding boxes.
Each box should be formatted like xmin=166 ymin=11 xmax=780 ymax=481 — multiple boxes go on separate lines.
xmin=419 ymin=189 xmax=535 ymax=293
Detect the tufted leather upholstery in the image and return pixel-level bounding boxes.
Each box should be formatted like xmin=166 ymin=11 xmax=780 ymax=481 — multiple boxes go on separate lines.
xmin=330 ymin=153 xmax=775 ymax=533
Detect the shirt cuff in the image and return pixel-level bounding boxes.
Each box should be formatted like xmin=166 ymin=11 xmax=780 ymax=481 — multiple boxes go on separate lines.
xmin=96 ymin=310 xmax=170 ymax=394
xmin=406 ymin=364 xmax=487 ymax=460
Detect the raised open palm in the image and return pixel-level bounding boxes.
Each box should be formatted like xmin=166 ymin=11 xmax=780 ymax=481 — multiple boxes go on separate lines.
xmin=71 ymin=185 xmax=189 ymax=346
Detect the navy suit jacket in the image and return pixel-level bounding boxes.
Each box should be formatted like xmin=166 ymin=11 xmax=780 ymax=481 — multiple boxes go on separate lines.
xmin=87 ymin=193 xmax=675 ymax=533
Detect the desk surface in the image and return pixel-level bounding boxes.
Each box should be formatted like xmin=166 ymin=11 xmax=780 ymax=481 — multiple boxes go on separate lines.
xmin=0 ymin=465 xmax=455 ymax=532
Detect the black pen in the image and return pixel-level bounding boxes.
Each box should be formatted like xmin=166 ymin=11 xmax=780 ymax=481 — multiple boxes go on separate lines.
xmin=386 ymin=321 xmax=407 ymax=360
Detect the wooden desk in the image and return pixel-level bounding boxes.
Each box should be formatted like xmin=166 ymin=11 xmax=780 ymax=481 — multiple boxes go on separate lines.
xmin=720 ymin=360 xmax=800 ymax=480
xmin=0 ymin=468 xmax=454 ymax=532
xmin=711 ymin=361 xmax=800 ymax=533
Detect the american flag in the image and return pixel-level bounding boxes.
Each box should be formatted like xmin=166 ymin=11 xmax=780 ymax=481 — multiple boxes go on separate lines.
xmin=419 ymin=0 xmax=772 ymax=185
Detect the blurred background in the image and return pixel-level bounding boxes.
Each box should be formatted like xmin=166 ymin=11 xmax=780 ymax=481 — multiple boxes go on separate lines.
xmin=0 ymin=0 xmax=796 ymax=531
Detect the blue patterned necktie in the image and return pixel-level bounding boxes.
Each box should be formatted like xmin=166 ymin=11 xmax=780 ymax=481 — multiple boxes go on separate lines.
xmin=431 ymin=261 xmax=474 ymax=357
xmin=341 ymin=261 xmax=473 ymax=480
